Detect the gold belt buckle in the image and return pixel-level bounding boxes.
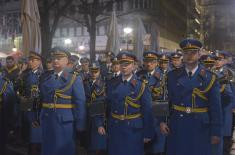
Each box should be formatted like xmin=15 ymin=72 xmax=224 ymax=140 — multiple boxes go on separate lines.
xmin=120 ymin=115 xmax=125 ymax=120
xmin=185 ymin=107 xmax=192 ymax=113
xmin=48 ymin=104 xmax=54 ymax=109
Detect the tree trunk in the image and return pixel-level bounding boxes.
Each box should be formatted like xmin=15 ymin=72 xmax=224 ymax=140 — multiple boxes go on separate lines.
xmin=41 ymin=32 xmax=53 ymax=58
xmin=40 ymin=12 xmax=53 ymax=59
xmin=89 ymin=18 xmax=97 ymax=62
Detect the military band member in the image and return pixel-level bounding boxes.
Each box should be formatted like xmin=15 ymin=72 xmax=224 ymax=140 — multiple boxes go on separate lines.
xmin=17 ymin=56 xmax=29 ymax=144
xmin=170 ymin=51 xmax=183 ymax=69
xmin=80 ymin=57 xmax=91 ymax=81
xmin=111 ymin=58 xmax=121 ymax=78
xmin=3 ymin=56 xmax=20 ymax=87
xmin=106 ymin=57 xmax=121 ymax=81
xmin=40 ymin=57 xmax=54 ymax=90
xmin=2 ymin=56 xmax=20 ymax=141
xmin=18 ymin=56 xmax=29 ymax=76
xmin=200 ymin=54 xmax=216 ymax=71
xmin=213 ymin=51 xmax=235 ymax=155
xmin=44 ymin=57 xmax=54 ymax=73
xmin=160 ymin=39 xmax=222 ymax=155
xmin=83 ymin=62 xmax=107 ymax=154
xmin=39 ymin=47 xmax=86 ymax=155
xmin=106 ymin=51 xmax=154 ymax=155
xmin=100 ymin=52 xmax=115 ymax=80
xmin=68 ymin=55 xmax=80 ymax=70
xmin=137 ymin=51 xmax=166 ymax=155
xmin=0 ymin=75 xmax=15 ymax=154
xmin=159 ymin=53 xmax=171 ymax=74
xmin=21 ymin=51 xmax=43 ymax=155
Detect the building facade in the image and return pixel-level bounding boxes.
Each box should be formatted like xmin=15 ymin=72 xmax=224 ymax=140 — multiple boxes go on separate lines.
xmin=0 ymin=0 xmax=21 ymax=52
xmin=0 ymin=0 xmax=203 ymax=55
xmin=199 ymin=0 xmax=235 ymax=53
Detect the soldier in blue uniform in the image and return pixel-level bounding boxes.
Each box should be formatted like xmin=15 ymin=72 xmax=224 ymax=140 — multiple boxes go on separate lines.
xmin=160 ymin=39 xmax=222 ymax=155
xmin=111 ymin=58 xmax=121 ymax=78
xmin=200 ymin=54 xmax=216 ymax=71
xmin=105 ymin=57 xmax=121 ymax=81
xmin=170 ymin=51 xmax=183 ymax=69
xmin=2 ymin=56 xmax=20 ymax=142
xmin=106 ymin=51 xmax=154 ymax=155
xmin=0 ymin=75 xmax=15 ymax=154
xmin=136 ymin=51 xmax=166 ymax=155
xmin=3 ymin=56 xmax=20 ymax=86
xmin=213 ymin=51 xmax=235 ymax=155
xmin=68 ymin=55 xmax=80 ymax=71
xmin=80 ymin=57 xmax=91 ymax=81
xmin=44 ymin=57 xmax=54 ymax=74
xmin=83 ymin=62 xmax=107 ymax=155
xmin=100 ymin=52 xmax=115 ymax=79
xmin=40 ymin=57 xmax=54 ymax=89
xmin=39 ymin=47 xmax=86 ymax=155
xmin=159 ymin=53 xmax=171 ymax=74
xmin=20 ymin=51 xmax=43 ymax=155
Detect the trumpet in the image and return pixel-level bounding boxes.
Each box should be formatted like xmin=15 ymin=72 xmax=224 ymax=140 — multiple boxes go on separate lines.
xmin=159 ymin=70 xmax=168 ymax=100
xmin=216 ymin=68 xmax=235 ymax=84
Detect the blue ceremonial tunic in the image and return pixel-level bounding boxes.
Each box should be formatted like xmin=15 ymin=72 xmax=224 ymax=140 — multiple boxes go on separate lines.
xmin=137 ymin=68 xmax=166 ymax=153
xmin=166 ymin=65 xmax=222 ymax=155
xmin=211 ymin=68 xmax=235 ymax=155
xmin=23 ymin=69 xmax=42 ymax=143
xmin=83 ymin=77 xmax=107 ymax=151
xmin=215 ymin=68 xmax=235 ymax=137
xmin=106 ymin=75 xmax=154 ymax=155
xmin=0 ymin=75 xmax=15 ymax=154
xmin=40 ymin=68 xmax=86 ymax=155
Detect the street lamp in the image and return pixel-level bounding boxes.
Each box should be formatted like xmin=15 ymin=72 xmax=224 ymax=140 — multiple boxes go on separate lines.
xmin=12 ymin=47 xmax=17 ymax=52
xmin=64 ymin=38 xmax=72 ymax=46
xmin=124 ymin=27 xmax=133 ymax=34
xmin=123 ymin=27 xmax=133 ymax=50
xmin=79 ymin=45 xmax=85 ymax=51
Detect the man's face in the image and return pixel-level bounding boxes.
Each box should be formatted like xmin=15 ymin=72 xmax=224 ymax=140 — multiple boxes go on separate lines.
xmin=90 ymin=70 xmax=100 ymax=80
xmin=28 ymin=58 xmax=41 ymax=70
xmin=171 ymin=58 xmax=182 ymax=68
xmin=6 ymin=59 xmax=15 ymax=68
xmin=67 ymin=62 xmax=75 ymax=68
xmin=52 ymin=56 xmax=68 ymax=70
xmin=120 ymin=62 xmax=134 ymax=76
xmin=46 ymin=62 xmax=53 ymax=70
xmin=112 ymin=64 xmax=120 ymax=73
xmin=183 ymin=50 xmax=200 ymax=65
xmin=106 ymin=56 xmax=111 ymax=63
xmin=144 ymin=60 xmax=157 ymax=72
xmin=160 ymin=62 xmax=169 ymax=70
xmin=81 ymin=62 xmax=89 ymax=72
xmin=215 ymin=59 xmax=224 ymax=68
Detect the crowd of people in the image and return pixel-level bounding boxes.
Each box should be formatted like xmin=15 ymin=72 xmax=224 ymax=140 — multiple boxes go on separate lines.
xmin=0 ymin=38 xmax=235 ymax=155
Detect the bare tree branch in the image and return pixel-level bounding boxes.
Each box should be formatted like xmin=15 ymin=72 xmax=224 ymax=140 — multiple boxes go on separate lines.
xmin=62 ymin=14 xmax=86 ymax=27
xmin=48 ymin=0 xmax=59 ymax=9
xmin=50 ymin=0 xmax=73 ymax=34
xmin=96 ymin=10 xmax=136 ymax=23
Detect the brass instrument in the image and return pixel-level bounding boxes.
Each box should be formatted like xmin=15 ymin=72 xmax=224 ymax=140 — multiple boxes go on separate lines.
xmin=152 ymin=70 xmax=169 ymax=117
xmin=160 ymin=70 xmax=168 ymax=100
xmin=216 ymin=68 xmax=235 ymax=84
